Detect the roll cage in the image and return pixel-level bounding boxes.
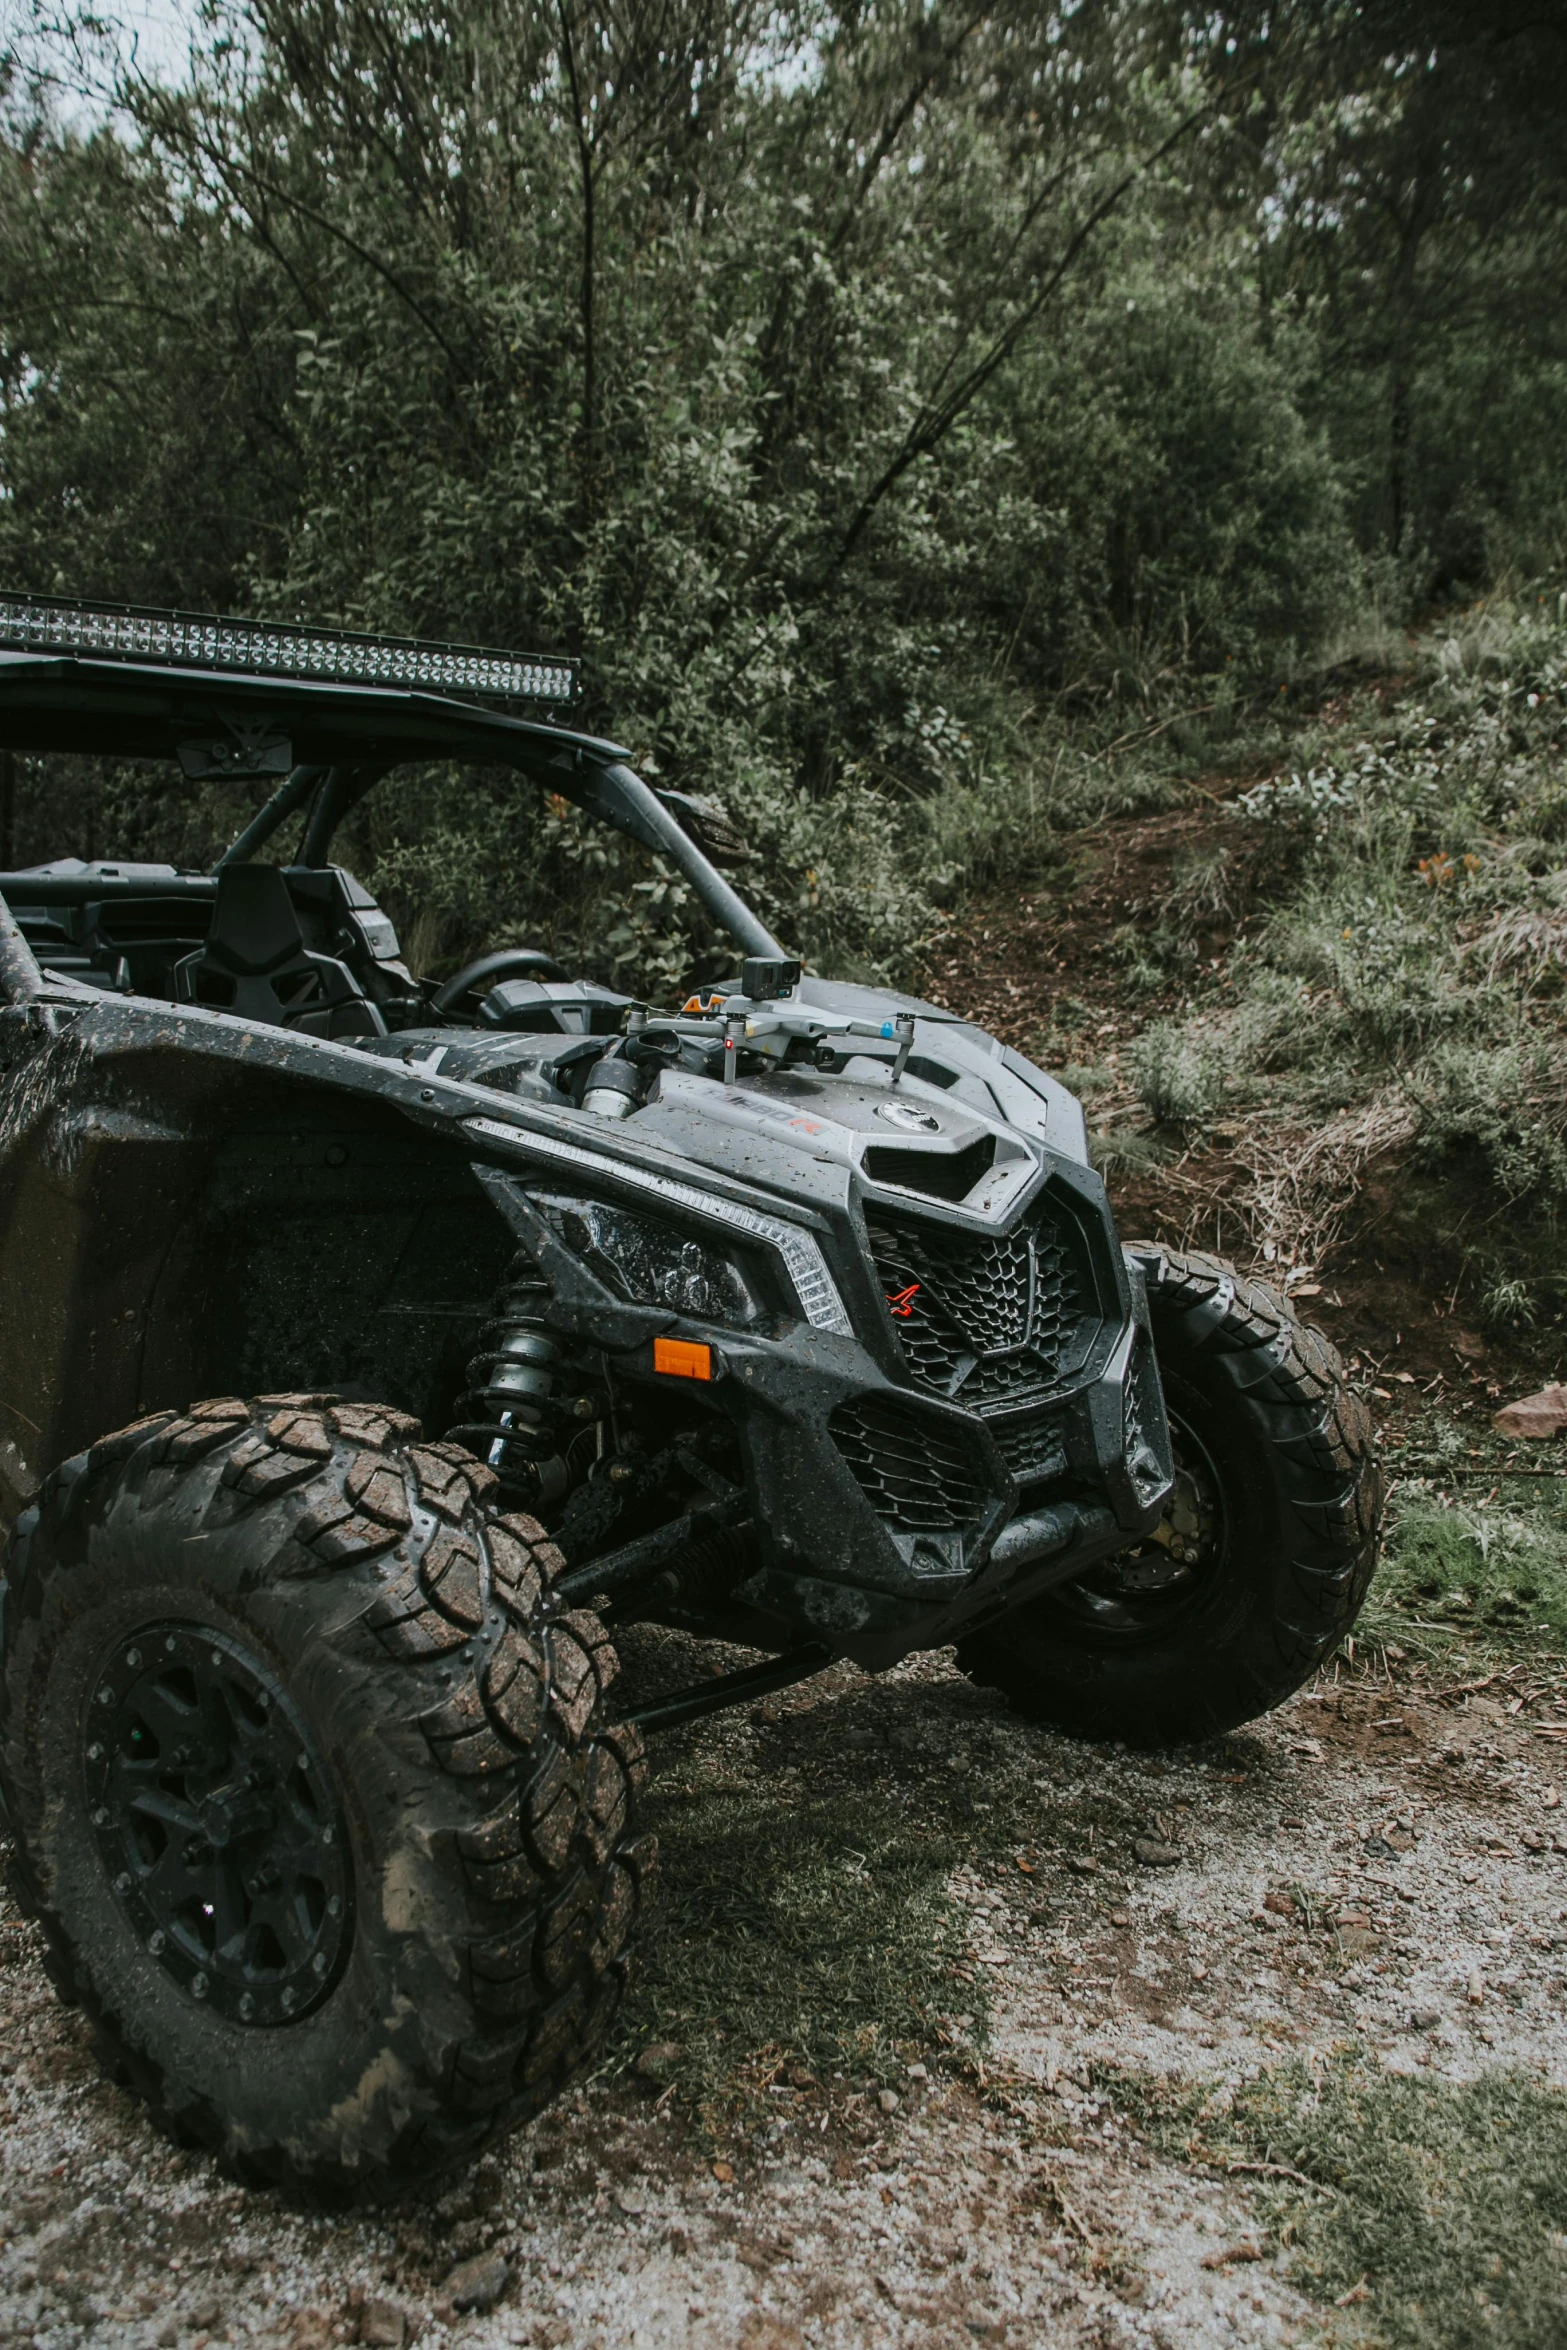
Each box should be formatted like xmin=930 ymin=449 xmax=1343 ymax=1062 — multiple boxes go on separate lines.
xmin=0 ymin=592 xmax=782 ymax=1005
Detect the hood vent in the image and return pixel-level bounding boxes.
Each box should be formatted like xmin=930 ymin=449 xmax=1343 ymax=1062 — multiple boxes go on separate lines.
xmin=862 ymin=1135 xmax=995 ymax=1202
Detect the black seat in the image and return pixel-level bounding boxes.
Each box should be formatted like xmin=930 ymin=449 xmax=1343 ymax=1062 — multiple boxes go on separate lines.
xmin=174 ymin=863 xmax=386 ymax=1036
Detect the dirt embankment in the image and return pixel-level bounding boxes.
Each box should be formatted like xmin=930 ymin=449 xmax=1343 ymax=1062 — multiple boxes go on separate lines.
xmin=921 ymin=781 xmax=1559 ymax=1413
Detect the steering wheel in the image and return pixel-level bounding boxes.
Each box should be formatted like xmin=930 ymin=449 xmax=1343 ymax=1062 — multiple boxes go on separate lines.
xmin=430 ymin=946 xmax=570 ymax=1022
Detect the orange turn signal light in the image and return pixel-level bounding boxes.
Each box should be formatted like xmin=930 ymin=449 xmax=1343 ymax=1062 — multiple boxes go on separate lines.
xmin=653 ymin=1337 xmax=713 ymax=1382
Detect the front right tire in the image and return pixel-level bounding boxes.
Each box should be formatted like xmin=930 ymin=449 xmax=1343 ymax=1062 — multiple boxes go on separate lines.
xmin=0 ymin=1394 xmax=654 ymax=2197
xmin=956 ymin=1246 xmax=1382 ymax=1745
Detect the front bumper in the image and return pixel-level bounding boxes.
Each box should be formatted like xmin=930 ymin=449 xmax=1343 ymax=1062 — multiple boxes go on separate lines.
xmin=483 ymin=1160 xmax=1175 ymax=1672
xmin=724 ymin=1277 xmax=1173 ymax=1668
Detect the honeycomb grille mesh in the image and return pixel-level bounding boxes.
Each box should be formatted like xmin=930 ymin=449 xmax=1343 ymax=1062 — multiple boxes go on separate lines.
xmin=829 ymin=1397 xmax=985 ymax=1532
xmin=867 ymin=1204 xmax=1090 ymax=1411
xmin=989 ymin=1410 xmax=1068 ymax=1488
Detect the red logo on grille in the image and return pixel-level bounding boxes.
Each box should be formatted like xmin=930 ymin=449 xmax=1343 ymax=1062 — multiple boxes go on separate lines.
xmin=885 ymin=1282 xmax=921 ymax=1320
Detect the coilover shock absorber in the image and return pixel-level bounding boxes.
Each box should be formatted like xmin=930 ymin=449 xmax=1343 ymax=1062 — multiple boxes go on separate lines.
xmin=446 ymin=1262 xmax=575 ymax=1505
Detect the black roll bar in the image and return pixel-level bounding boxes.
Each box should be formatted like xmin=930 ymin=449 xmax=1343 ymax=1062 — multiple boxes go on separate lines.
xmin=0 ymin=649 xmax=789 ymax=1004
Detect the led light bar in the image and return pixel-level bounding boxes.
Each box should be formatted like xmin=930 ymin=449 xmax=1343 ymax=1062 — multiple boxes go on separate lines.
xmin=463 ymin=1116 xmax=854 ymax=1336
xmin=0 ymin=591 xmax=578 ymax=705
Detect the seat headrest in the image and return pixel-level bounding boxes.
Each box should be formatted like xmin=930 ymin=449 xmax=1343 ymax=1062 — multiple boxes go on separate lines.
xmin=206 ymin=863 xmax=306 ymax=976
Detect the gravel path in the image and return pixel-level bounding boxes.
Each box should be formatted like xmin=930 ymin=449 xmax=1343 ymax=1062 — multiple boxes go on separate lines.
xmin=2 ymin=1643 xmax=1563 ymax=2350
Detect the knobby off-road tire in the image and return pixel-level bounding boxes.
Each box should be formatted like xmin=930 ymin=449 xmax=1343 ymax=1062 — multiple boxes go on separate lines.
xmin=0 ymin=1395 xmax=654 ymax=2196
xmin=956 ymin=1245 xmax=1383 ymax=1745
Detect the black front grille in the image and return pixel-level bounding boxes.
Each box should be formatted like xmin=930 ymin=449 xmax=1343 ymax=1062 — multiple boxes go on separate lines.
xmin=989 ymin=1409 xmax=1068 ymax=1488
xmin=830 ymin=1396 xmax=985 ymax=1531
xmin=867 ymin=1203 xmax=1092 ymax=1410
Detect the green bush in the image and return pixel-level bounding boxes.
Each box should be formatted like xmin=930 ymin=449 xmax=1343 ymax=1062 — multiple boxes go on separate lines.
xmin=1131 ymin=1021 xmax=1225 ymax=1124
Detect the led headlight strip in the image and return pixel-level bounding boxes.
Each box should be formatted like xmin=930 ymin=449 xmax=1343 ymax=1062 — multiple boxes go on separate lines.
xmin=0 ymin=592 xmax=578 ymax=705
xmin=463 ymin=1116 xmax=853 ymax=1336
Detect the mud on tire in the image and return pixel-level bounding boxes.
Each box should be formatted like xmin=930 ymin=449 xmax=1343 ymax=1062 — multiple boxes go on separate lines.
xmin=0 ymin=1395 xmax=654 ymax=2196
xmin=956 ymin=1245 xmax=1384 ymax=1746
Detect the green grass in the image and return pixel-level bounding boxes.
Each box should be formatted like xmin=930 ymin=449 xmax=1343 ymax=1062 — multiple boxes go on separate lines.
xmin=611 ymin=1758 xmax=980 ymax=2141
xmin=1237 ymin=2056 xmax=1567 ymax=2349
xmin=1365 ymin=1485 xmax=1567 ymax=1662
xmin=1355 ymin=1406 xmax=1567 ymax=1667
xmin=603 ymin=1672 xmax=1193 ymax=2141
xmin=1100 ymin=595 xmax=1567 ymax=1334
xmin=1117 ymin=2051 xmax=1567 ymax=2348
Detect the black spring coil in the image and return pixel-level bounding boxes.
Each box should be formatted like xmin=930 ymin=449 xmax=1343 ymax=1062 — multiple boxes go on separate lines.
xmin=445 ymin=1268 xmax=571 ymax=1501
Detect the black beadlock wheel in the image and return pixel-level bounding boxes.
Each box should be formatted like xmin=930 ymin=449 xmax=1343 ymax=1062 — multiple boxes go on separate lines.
xmin=84 ymin=1620 xmax=355 ymax=2028
xmin=955 ymin=1245 xmax=1384 ymax=1745
xmin=0 ymin=1395 xmax=656 ymax=2197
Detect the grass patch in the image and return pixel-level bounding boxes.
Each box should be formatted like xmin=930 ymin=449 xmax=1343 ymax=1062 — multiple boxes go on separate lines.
xmin=1118 ymin=2050 xmax=1567 ymax=2348
xmin=613 ymin=1761 xmax=980 ymax=2142
xmin=1240 ymin=2056 xmax=1567 ymax=2349
xmin=1358 ymin=1414 xmax=1567 ymax=1667
xmin=1366 ymin=1487 xmax=1567 ymax=1660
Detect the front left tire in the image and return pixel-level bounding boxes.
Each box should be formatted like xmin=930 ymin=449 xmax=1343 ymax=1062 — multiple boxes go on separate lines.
xmin=0 ymin=1394 xmax=655 ymax=2197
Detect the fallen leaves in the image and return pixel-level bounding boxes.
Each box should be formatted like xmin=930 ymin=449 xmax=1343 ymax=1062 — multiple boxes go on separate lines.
xmin=634 ymin=2041 xmax=687 ymax=2078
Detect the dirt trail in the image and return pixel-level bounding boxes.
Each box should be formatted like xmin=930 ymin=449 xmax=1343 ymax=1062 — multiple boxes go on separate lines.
xmin=3 ymin=1634 xmax=1565 ymax=2350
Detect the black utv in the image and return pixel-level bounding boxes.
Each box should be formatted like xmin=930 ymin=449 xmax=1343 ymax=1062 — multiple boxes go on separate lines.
xmin=0 ymin=595 xmax=1381 ymax=2194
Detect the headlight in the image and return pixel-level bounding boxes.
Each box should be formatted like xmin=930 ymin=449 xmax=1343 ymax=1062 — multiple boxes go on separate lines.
xmin=547 ymin=1197 xmax=757 ymax=1327
xmin=467 ymin=1116 xmax=854 ymax=1335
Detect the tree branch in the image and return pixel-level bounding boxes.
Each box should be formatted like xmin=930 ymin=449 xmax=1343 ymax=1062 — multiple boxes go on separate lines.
xmin=130 ymin=84 xmax=468 ymax=378
xmin=824 ymin=104 xmax=1211 ymax=577
xmin=556 ymin=0 xmax=598 ymax=488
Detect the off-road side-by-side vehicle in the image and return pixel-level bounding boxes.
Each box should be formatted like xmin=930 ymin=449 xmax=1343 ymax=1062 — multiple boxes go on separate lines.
xmin=0 ymin=594 xmax=1381 ymax=2193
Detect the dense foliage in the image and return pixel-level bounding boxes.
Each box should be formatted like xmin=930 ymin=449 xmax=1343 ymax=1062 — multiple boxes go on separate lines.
xmin=2 ymin=1 xmax=1565 ymax=985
